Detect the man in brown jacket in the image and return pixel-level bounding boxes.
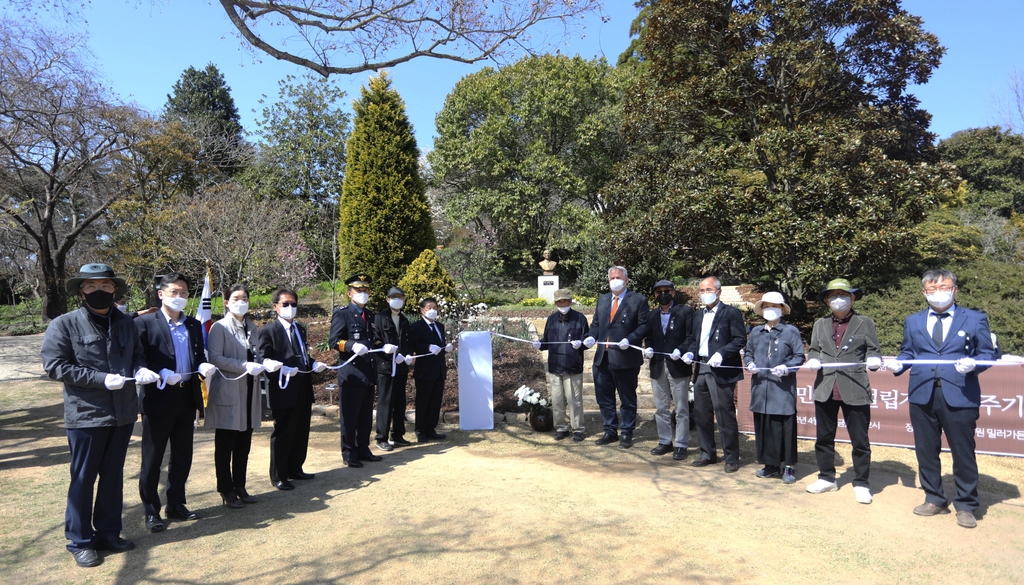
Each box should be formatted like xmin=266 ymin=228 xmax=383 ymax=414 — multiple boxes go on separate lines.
xmin=803 ymin=279 xmax=882 ymax=504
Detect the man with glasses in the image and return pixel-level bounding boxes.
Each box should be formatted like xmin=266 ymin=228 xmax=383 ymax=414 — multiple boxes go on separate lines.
xmin=885 ymin=269 xmax=997 ymax=528
xmin=135 ymin=273 xmax=206 ymax=532
xmin=643 ymin=280 xmax=695 ymax=460
xmin=41 ymin=264 xmax=161 ymax=567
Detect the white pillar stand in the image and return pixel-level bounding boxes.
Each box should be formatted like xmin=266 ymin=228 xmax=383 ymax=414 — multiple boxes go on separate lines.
xmin=537 ymin=275 xmax=559 ymax=303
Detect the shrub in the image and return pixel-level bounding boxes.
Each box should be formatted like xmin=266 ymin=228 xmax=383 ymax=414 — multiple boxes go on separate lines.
xmin=397 ymin=249 xmax=456 ymax=305
xmin=521 ymin=297 xmax=548 ymax=307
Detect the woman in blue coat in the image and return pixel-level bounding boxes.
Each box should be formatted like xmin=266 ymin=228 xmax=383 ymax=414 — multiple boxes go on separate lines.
xmin=744 ymin=292 xmax=805 ymax=484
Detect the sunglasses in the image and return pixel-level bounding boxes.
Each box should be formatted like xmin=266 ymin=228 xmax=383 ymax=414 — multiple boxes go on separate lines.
xmin=277 ymin=302 xmax=298 ymax=307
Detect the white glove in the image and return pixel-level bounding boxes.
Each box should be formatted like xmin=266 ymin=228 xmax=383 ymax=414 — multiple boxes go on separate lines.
xmin=134 ymin=367 xmax=160 ymax=385
xmin=707 ymin=353 xmax=723 ymax=368
xmin=351 ymin=342 xmax=368 ymax=356
xmin=884 ymin=359 xmax=903 ymax=374
xmin=532 ymin=340 xmax=542 ymax=350
xmin=428 ymin=344 xmax=442 ymax=355
xmin=244 ymin=362 xmax=266 ymax=375
xmin=263 ymin=359 xmax=284 ymax=373
xmin=617 ymin=338 xmax=630 ymax=350
xmin=804 ymin=358 xmax=822 ymax=371
xmin=404 ymin=355 xmax=415 ymax=365
xmin=198 ymin=362 xmax=217 ymax=378
xmin=643 ymin=347 xmax=655 ymax=359
xmin=281 ymin=366 xmax=299 ymax=377
xmin=445 ymin=343 xmax=453 ymax=353
xmin=570 ymin=339 xmax=582 ymax=349
xmin=770 ymin=364 xmax=788 ymax=377
xmin=159 ymin=368 xmax=182 ymax=386
xmin=312 ymin=361 xmax=328 ymax=373
xmin=104 ymin=373 xmax=126 ymax=390
xmin=746 ymin=362 xmax=758 ymax=373
xmin=383 ymin=343 xmax=398 ymax=355
xmin=682 ymin=352 xmax=694 ymax=364
xmin=670 ymin=349 xmax=682 ymax=361
xmin=865 ymin=357 xmax=882 ymax=371
xmin=583 ymin=336 xmax=596 ymax=348
xmin=955 ymin=357 xmax=976 ymax=374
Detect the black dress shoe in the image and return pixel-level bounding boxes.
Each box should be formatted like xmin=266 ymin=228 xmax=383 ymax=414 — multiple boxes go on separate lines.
xmin=724 ymin=461 xmax=740 ymax=473
xmin=594 ymin=432 xmax=619 ymax=446
xmin=145 ymin=514 xmax=165 ymax=532
xmin=573 ymin=431 xmax=584 ymax=442
xmin=165 ymin=504 xmax=199 ymax=521
xmin=650 ymin=443 xmax=673 ymax=455
xmin=292 ymin=471 xmax=315 ymax=480
xmin=554 ymin=431 xmax=570 ymax=441
xmin=673 ymin=447 xmax=688 ymax=461
xmin=359 ymin=452 xmax=383 ymax=462
xmin=344 ymin=458 xmax=364 ymax=468
xmin=95 ymin=536 xmax=135 ymax=553
xmin=392 ymin=436 xmax=412 ymax=446
xmin=425 ymin=430 xmax=447 ymax=440
xmin=273 ymin=479 xmax=295 ymax=490
xmin=619 ymin=434 xmax=633 ymax=448
xmin=71 ymin=548 xmax=101 ymax=568
xmin=691 ymin=457 xmax=718 ymax=467
xmin=235 ymin=488 xmax=258 ymax=504
xmin=222 ymin=491 xmax=244 ymax=509
xmin=377 ymin=441 xmax=394 ymax=451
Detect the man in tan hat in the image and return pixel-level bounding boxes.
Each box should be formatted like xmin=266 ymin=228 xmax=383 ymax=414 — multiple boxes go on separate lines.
xmin=534 ymin=288 xmax=589 ymax=441
xmin=804 ymin=278 xmax=881 ymax=504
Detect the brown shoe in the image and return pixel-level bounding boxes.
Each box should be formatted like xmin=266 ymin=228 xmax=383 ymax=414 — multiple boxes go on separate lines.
xmin=956 ymin=511 xmax=977 ymax=528
xmin=724 ymin=462 xmax=739 ymax=473
xmin=913 ymin=502 xmax=950 ymax=516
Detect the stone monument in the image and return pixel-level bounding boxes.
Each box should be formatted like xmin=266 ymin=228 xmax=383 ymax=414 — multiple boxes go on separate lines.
xmin=537 ymin=250 xmax=559 ymax=303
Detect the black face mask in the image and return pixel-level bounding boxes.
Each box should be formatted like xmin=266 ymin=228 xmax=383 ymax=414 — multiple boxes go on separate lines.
xmin=656 ymin=292 xmax=674 ymax=306
xmin=83 ymin=290 xmax=115 ymax=310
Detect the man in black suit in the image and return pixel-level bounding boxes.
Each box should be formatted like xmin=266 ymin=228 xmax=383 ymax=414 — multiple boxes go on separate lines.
xmin=373 ymin=286 xmax=413 ymax=451
xmin=328 ymin=274 xmax=385 ymax=467
xmin=409 ymin=297 xmax=452 ymax=442
xmin=582 ymin=266 xmax=649 ymax=448
xmin=256 ymin=287 xmax=316 ymax=490
xmin=135 ymin=273 xmax=205 ymax=532
xmin=644 ymin=280 xmax=695 ymax=460
xmin=682 ymin=276 xmax=747 ymax=472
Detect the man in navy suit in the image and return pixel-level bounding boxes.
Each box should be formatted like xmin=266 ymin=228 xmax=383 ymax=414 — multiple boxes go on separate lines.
xmin=582 ymin=266 xmax=649 ymax=448
xmin=886 ymin=269 xmax=997 ymax=528
xmin=135 ymin=272 xmax=205 ymax=532
xmin=644 ymin=280 xmax=695 ymax=460
xmin=682 ymin=276 xmax=746 ymax=472
xmin=409 ymin=297 xmax=452 ymax=443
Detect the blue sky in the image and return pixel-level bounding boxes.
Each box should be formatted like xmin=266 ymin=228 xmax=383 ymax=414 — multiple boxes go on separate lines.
xmin=29 ymin=1 xmax=1024 ymax=149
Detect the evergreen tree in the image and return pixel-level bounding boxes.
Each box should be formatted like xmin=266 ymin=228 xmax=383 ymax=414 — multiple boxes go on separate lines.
xmin=339 ymin=72 xmax=435 ymax=305
xmin=164 ymin=63 xmax=245 ymax=178
xmin=397 ymin=249 xmax=457 ymax=307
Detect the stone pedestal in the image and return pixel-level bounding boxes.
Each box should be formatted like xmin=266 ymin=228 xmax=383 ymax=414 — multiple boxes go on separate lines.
xmin=537 ymin=275 xmax=559 ymax=303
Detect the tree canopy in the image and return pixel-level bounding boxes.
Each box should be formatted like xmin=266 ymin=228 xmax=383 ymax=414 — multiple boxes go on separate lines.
xmin=164 ymin=63 xmax=245 ymax=178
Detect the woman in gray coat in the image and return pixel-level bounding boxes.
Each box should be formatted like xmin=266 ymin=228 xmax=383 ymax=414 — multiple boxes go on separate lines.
xmin=204 ymin=285 xmax=265 ymax=508
xmin=744 ymin=292 xmax=805 ymax=484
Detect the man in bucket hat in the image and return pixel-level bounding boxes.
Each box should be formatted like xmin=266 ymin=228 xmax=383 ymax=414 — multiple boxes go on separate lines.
xmin=535 ymin=288 xmax=590 ymax=441
xmin=41 ymin=264 xmax=161 ymax=567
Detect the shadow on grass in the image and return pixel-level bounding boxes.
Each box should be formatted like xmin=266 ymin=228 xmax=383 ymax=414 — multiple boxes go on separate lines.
xmin=0 ymin=402 xmax=70 ymax=471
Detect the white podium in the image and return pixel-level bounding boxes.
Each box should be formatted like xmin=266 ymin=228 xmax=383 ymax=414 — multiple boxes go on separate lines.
xmin=537 ymin=275 xmax=559 ymax=303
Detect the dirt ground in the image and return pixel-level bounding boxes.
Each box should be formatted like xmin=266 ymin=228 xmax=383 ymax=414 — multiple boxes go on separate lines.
xmin=2 ymin=372 xmax=1024 ymax=585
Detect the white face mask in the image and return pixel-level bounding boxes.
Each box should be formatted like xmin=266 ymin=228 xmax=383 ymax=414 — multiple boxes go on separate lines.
xmin=163 ymin=296 xmax=188 ymax=313
xmin=424 ymin=308 xmax=438 ymax=321
xmin=389 ymin=298 xmax=405 ymax=310
xmin=762 ymin=307 xmax=782 ymax=322
xmin=700 ymin=292 xmax=718 ymax=306
xmin=228 ymin=301 xmax=249 ymax=316
xmin=828 ymin=296 xmax=851 ymax=313
xmin=557 ymin=306 xmax=571 ymax=314
xmin=278 ymin=305 xmax=297 ymax=320
xmin=608 ymin=278 xmax=625 ymax=293
xmin=115 ymin=304 xmax=128 ymax=314
xmin=926 ymin=290 xmax=953 ymax=309
xmin=353 ymin=292 xmax=370 ymax=305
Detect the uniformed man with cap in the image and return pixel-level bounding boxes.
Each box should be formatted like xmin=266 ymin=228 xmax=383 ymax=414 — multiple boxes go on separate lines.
xmin=372 ymin=286 xmax=413 ymax=450
xmin=329 ymin=274 xmax=389 ymax=467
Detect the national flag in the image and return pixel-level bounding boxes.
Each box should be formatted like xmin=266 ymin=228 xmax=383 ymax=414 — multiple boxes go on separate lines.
xmin=197 ymin=266 xmax=213 ymax=345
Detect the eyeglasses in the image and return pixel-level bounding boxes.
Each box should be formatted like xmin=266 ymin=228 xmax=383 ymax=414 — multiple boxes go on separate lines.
xmin=277 ymin=302 xmax=298 ymax=307
xmin=923 ymin=286 xmax=954 ymax=294
xmin=81 ymin=282 xmax=116 ymax=293
xmin=698 ymin=288 xmax=717 ymax=294
xmin=654 ymin=289 xmax=673 ymax=295
xmin=162 ymin=288 xmax=189 ymax=298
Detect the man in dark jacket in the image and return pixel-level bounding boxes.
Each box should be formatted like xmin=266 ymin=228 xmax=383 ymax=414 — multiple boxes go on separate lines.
xmin=41 ymin=263 xmax=160 ymax=568
xmin=535 ymin=289 xmax=590 ymax=441
xmin=372 ymin=286 xmax=412 ymax=451
xmin=644 ymin=280 xmax=695 ymax=460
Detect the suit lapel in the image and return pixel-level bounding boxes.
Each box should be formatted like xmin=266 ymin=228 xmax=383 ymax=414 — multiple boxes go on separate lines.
xmin=159 ymin=313 xmax=176 ymax=359
xmin=943 ymin=309 xmax=968 ymax=351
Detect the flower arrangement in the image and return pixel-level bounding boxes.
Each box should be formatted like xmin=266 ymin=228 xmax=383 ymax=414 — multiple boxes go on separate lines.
xmin=513 ymin=384 xmax=549 ymax=415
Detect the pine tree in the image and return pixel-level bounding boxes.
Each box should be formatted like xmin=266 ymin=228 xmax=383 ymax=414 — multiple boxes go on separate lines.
xmin=339 ymin=72 xmax=435 ymax=305
xmin=164 ymin=63 xmax=244 ymax=178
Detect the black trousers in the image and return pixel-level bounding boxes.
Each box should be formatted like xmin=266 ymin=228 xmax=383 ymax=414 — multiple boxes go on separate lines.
xmin=65 ymin=424 xmax=133 ymax=552
xmin=375 ymin=364 xmax=409 ymax=442
xmin=414 ymin=374 xmax=445 ymax=433
xmin=339 ymin=382 xmax=375 ymax=461
xmin=753 ymin=412 xmax=797 ymax=468
xmin=214 ymin=428 xmax=253 ymax=493
xmin=814 ymin=397 xmax=872 ymax=487
xmin=692 ymin=368 xmax=740 ymax=465
xmin=139 ymin=403 xmax=196 ymax=515
xmin=909 ymin=382 xmax=980 ymax=512
xmin=269 ymin=394 xmax=312 ymax=482
xmin=592 ymin=360 xmax=639 ymax=434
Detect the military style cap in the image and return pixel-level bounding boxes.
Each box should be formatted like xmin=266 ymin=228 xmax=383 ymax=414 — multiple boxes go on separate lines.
xmin=345 ymin=273 xmax=372 ymax=287
xmin=815 ymin=278 xmax=862 ymax=301
xmin=553 ymin=288 xmax=573 ymax=301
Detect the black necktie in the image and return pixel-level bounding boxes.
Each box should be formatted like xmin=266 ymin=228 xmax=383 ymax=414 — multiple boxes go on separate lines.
xmin=433 ymin=323 xmax=441 ymax=342
xmin=931 ymin=312 xmax=948 ymax=346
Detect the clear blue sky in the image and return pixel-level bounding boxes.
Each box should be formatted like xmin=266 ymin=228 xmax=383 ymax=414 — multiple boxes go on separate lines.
xmin=29 ymin=1 xmax=1024 ymax=149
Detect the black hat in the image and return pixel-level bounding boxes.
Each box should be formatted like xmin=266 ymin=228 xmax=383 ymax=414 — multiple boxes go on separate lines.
xmin=386 ymin=286 xmax=405 ymax=297
xmin=66 ymin=263 xmax=127 ymax=297
xmin=653 ymin=279 xmax=675 ymax=291
xmin=345 ymin=273 xmax=372 ymax=287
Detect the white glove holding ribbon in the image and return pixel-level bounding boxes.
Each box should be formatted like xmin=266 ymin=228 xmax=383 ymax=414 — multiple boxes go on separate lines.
xmin=770 ymin=364 xmax=789 ymax=377
xmin=404 ymin=355 xmax=415 ymax=365
xmin=244 ymin=362 xmax=266 ymax=375
xmin=104 ymin=373 xmax=126 ymax=390
xmin=746 ymin=362 xmax=758 ymax=374
xmin=383 ymin=344 xmax=398 ymax=355
xmin=583 ymin=336 xmax=596 ymax=349
xmin=159 ymin=368 xmax=182 ymax=386
xmin=135 ymin=367 xmax=160 ymax=385
xmin=198 ymin=362 xmax=217 ymax=378
xmin=670 ymin=348 xmax=682 ymax=361
xmin=263 ymin=359 xmax=283 ymax=373
xmin=617 ymin=338 xmax=630 ymax=350
xmin=428 ymin=344 xmax=442 ymax=355
xmin=707 ymin=353 xmax=723 ymax=368
xmin=955 ymin=357 xmax=976 ymax=374
xmin=570 ymin=339 xmax=582 ymax=349
xmin=351 ymin=342 xmax=369 ymax=356
xmin=865 ymin=357 xmax=882 ymax=371
xmin=642 ymin=347 xmax=655 ymax=359
xmin=312 ymin=361 xmax=328 ymax=373
xmin=884 ymin=359 xmax=903 ymax=374
xmin=281 ymin=366 xmax=299 ymax=378
xmin=532 ymin=340 xmax=542 ymax=350
xmin=804 ymin=358 xmax=822 ymax=371
xmin=682 ymin=352 xmax=694 ymax=365
xmin=445 ymin=343 xmax=453 ymax=353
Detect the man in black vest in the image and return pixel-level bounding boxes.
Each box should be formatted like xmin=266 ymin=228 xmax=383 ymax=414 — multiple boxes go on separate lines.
xmin=373 ymin=286 xmax=412 ymax=451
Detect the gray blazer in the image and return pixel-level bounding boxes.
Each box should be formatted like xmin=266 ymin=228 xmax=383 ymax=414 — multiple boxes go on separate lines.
xmin=204 ymin=315 xmax=262 ymax=431
xmin=806 ymin=312 xmax=881 ymax=406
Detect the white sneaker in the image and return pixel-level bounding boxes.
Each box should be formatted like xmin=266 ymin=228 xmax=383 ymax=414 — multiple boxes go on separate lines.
xmin=854 ymin=486 xmax=873 ymax=504
xmin=805 ymin=479 xmax=838 ymax=494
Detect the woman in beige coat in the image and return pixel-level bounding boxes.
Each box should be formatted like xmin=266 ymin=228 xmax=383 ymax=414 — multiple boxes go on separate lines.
xmin=204 ymin=285 xmax=265 ymax=508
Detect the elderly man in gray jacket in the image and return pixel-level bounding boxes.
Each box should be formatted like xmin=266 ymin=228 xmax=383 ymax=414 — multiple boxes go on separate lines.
xmin=41 ymin=264 xmax=160 ymax=568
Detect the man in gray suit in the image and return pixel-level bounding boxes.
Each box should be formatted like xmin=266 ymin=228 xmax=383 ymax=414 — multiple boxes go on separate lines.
xmin=583 ymin=266 xmax=649 ymax=448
